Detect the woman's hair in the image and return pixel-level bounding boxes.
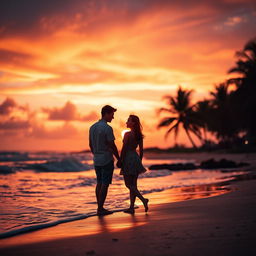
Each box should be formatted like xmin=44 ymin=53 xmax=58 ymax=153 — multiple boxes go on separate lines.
xmin=129 ymin=115 xmax=144 ymax=141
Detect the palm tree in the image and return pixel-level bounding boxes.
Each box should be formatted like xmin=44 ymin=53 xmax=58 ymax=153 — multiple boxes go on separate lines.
xmin=157 ymin=86 xmax=201 ymax=148
xmin=228 ymin=38 xmax=256 ymax=88
xmin=208 ymin=83 xmax=239 ymax=145
xmin=228 ymin=37 xmax=256 ymax=145
xmin=194 ymin=99 xmax=211 ymax=143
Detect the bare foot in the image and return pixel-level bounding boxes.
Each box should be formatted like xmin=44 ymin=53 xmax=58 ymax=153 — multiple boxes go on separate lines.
xmin=143 ymin=198 xmax=149 ymax=212
xmin=97 ymin=209 xmax=113 ymax=216
xmin=123 ymin=208 xmax=135 ymax=214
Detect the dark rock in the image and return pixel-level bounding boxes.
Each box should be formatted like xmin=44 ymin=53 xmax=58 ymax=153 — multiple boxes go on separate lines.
xmin=149 ymin=163 xmax=197 ymax=171
xmin=0 ymin=166 xmax=16 ymax=174
xmin=149 ymin=158 xmax=250 ymax=171
xmin=200 ymin=158 xmax=250 ymax=169
xmin=86 ymin=250 xmax=95 ymax=255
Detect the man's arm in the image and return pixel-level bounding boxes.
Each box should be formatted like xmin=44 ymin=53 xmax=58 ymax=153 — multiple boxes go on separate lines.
xmin=89 ymin=140 xmax=93 ymax=153
xmin=108 ymin=140 xmax=120 ymax=161
xmin=89 ymin=129 xmax=94 ymax=153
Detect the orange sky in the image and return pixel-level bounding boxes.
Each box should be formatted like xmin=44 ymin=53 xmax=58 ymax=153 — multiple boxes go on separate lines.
xmin=0 ymin=0 xmax=256 ymax=151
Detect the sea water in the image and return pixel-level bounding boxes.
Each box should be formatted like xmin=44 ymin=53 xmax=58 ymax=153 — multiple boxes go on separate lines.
xmin=0 ymin=151 xmax=246 ymax=238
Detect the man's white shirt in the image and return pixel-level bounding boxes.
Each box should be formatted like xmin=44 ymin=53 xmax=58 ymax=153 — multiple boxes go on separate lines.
xmin=89 ymin=119 xmax=115 ymax=166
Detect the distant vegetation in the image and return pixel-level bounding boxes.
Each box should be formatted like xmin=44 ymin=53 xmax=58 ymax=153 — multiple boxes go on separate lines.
xmin=157 ymin=37 xmax=256 ymax=152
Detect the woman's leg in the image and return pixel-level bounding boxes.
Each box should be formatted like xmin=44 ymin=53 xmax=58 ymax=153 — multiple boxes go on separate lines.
xmin=132 ymin=175 xmax=149 ymax=212
xmin=129 ymin=175 xmax=137 ymax=208
xmin=125 ymin=174 xmax=149 ymax=212
xmin=124 ymin=175 xmax=136 ymax=210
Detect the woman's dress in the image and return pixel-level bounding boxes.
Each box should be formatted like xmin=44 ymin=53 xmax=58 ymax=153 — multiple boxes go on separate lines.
xmin=120 ymin=132 xmax=147 ymax=176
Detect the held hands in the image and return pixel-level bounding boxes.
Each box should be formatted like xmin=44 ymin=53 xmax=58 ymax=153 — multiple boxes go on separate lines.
xmin=116 ymin=159 xmax=122 ymax=168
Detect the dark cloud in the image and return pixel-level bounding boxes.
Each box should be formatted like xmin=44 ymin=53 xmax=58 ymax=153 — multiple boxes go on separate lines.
xmin=0 ymin=97 xmax=29 ymax=115
xmin=42 ymin=101 xmax=78 ymax=121
xmin=0 ymin=98 xmax=31 ymax=131
xmin=0 ymin=117 xmax=30 ymax=130
xmin=0 ymin=49 xmax=33 ymax=64
xmin=0 ymin=97 xmax=16 ymax=115
xmin=0 ymin=49 xmax=36 ymax=73
xmin=1 ymin=0 xmax=254 ymax=38
xmin=42 ymin=101 xmax=98 ymax=121
xmin=0 ymin=98 xmax=89 ymax=143
xmin=0 ymin=0 xmax=73 ymax=37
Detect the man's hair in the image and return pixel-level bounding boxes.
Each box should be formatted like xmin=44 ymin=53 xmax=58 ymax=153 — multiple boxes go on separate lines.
xmin=101 ymin=105 xmax=117 ymax=116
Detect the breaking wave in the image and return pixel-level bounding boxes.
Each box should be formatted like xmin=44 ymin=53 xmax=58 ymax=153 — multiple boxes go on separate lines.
xmin=28 ymin=157 xmax=92 ymax=172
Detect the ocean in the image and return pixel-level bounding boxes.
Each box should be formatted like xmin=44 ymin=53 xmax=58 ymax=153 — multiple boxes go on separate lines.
xmin=0 ymin=151 xmax=247 ymax=239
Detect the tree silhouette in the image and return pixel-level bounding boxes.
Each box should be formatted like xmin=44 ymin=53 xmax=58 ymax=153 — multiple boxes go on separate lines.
xmin=157 ymin=86 xmax=201 ymax=148
xmin=157 ymin=37 xmax=256 ymax=150
xmin=207 ymin=83 xmax=239 ymax=145
xmin=228 ymin=37 xmax=256 ymax=145
xmin=194 ymin=99 xmax=211 ymax=144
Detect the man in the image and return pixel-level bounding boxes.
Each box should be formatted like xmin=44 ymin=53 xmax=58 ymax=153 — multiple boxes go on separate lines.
xmin=89 ymin=105 xmax=121 ymax=216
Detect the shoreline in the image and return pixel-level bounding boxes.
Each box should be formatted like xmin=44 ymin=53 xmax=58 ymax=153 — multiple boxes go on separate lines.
xmin=0 ymin=169 xmax=248 ymax=242
xmin=0 ymin=180 xmax=232 ymax=241
xmin=1 ymin=176 xmax=256 ymax=255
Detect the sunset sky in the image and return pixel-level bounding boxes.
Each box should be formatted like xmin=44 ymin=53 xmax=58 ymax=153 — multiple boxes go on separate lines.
xmin=0 ymin=0 xmax=256 ymax=151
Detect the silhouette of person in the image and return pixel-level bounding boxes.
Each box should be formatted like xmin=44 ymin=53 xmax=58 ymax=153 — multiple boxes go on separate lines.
xmin=89 ymin=105 xmax=121 ymax=216
xmin=119 ymin=115 xmax=149 ymax=214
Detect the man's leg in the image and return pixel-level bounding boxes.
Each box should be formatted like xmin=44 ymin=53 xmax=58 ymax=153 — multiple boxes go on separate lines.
xmin=96 ymin=161 xmax=114 ymax=215
xmin=95 ymin=183 xmax=102 ymax=208
xmin=98 ymin=184 xmax=109 ymax=211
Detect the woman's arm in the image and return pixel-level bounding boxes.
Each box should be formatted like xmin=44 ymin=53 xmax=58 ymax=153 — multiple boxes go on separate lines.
xmin=138 ymin=139 xmax=143 ymax=160
xmin=120 ymin=132 xmax=129 ymax=161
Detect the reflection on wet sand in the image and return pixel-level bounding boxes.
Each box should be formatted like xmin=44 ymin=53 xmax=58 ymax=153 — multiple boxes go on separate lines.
xmin=147 ymin=183 xmax=231 ymax=205
xmin=97 ymin=212 xmax=148 ymax=233
xmin=0 ymin=211 xmax=149 ymax=247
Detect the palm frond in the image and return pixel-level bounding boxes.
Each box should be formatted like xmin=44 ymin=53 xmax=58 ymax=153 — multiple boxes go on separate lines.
xmin=157 ymin=117 xmax=176 ymax=129
xmin=156 ymin=107 xmax=173 ymax=115
xmin=164 ymin=123 xmax=179 ymax=140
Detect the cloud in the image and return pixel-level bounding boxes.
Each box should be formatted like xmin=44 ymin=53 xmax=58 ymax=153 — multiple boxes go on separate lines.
xmin=42 ymin=101 xmax=99 ymax=121
xmin=0 ymin=98 xmax=81 ymax=140
xmin=0 ymin=97 xmax=32 ymax=132
xmin=29 ymin=122 xmax=78 ymax=139
xmin=1 ymin=0 xmax=255 ymax=38
xmin=0 ymin=49 xmax=33 ymax=64
xmin=0 ymin=97 xmax=16 ymax=115
xmin=1 ymin=0 xmax=255 ymax=96
xmin=0 ymin=97 xmax=30 ymax=115
xmin=42 ymin=101 xmax=78 ymax=121
xmin=81 ymin=111 xmax=98 ymax=121
xmin=0 ymin=117 xmax=30 ymax=130
xmin=0 ymin=0 xmax=74 ymax=37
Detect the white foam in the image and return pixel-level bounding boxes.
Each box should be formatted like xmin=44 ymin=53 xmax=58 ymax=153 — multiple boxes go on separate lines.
xmin=29 ymin=157 xmax=92 ymax=172
xmin=0 ymin=213 xmax=91 ymax=239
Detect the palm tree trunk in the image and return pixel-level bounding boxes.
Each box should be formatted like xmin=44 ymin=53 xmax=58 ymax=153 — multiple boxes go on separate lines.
xmin=203 ymin=126 xmax=207 ymax=142
xmin=193 ymin=129 xmax=204 ymax=144
xmin=185 ymin=129 xmax=197 ymax=148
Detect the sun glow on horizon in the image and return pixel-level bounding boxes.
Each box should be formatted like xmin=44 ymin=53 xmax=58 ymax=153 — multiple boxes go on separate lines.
xmin=121 ymin=129 xmax=130 ymax=139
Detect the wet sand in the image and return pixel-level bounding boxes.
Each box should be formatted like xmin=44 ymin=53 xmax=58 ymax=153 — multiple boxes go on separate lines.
xmin=1 ymin=177 xmax=256 ymax=256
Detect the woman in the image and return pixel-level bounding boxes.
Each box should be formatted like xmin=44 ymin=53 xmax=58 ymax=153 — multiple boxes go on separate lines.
xmin=120 ymin=115 xmax=149 ymax=214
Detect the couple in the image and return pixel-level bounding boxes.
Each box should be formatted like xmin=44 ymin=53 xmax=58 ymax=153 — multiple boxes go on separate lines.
xmin=89 ymin=105 xmax=148 ymax=216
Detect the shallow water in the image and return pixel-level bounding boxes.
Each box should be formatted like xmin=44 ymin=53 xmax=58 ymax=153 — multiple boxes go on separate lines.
xmin=0 ymin=151 xmax=247 ymax=238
